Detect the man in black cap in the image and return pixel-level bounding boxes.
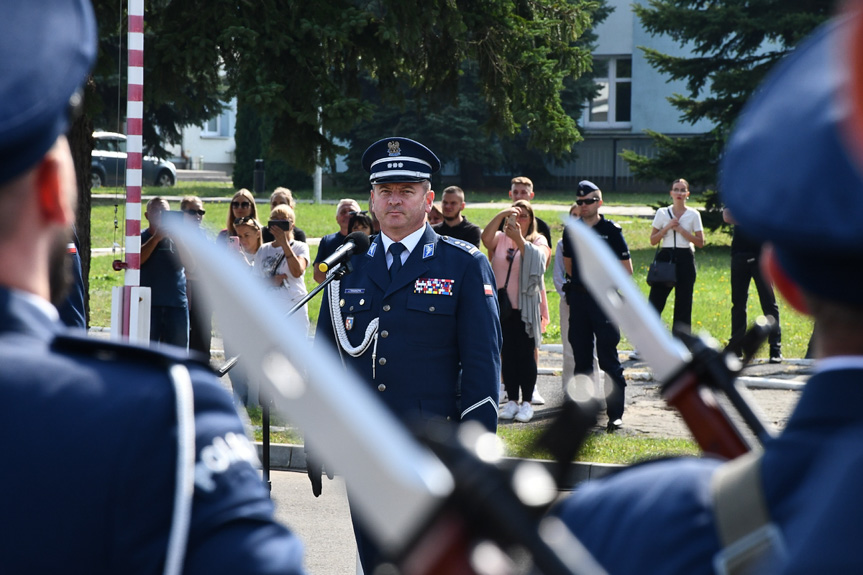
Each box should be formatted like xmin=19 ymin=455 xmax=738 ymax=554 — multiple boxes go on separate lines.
xmin=0 ymin=2 xmax=305 ymax=572
xmin=552 ymin=6 xmax=863 ymax=573
xmin=561 ymin=180 xmax=632 ymax=432
xmin=313 ymin=136 xmax=502 ymax=572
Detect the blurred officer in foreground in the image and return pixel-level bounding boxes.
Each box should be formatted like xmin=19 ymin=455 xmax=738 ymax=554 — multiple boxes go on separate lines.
xmin=0 ymin=2 xmax=305 ymax=573
xmin=553 ymin=6 xmax=863 ymax=574
xmin=314 ymin=137 xmax=502 ymax=572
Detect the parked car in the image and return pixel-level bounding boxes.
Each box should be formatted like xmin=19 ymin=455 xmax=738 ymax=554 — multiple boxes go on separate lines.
xmin=91 ymin=131 xmax=177 ymax=188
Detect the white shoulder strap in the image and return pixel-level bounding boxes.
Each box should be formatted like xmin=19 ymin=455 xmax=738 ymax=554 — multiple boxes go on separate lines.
xmin=711 ymin=451 xmax=785 ymax=575
xmin=164 ymin=364 xmax=196 ymax=575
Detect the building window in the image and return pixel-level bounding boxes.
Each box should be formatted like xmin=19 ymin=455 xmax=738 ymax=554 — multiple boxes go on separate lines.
xmin=202 ymin=110 xmax=231 ymax=137
xmin=585 ymin=56 xmax=631 ymax=129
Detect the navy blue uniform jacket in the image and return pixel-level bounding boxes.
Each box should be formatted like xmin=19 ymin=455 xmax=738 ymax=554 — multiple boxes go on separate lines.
xmin=317 ymin=224 xmax=502 ymax=431
xmin=554 ymin=364 xmax=863 ymax=574
xmin=0 ymin=288 xmax=304 ymax=574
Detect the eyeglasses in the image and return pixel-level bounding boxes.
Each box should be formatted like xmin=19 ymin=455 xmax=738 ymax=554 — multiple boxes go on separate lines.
xmin=576 ymin=198 xmax=600 ymax=206
xmin=183 ymin=209 xmax=206 ymax=216
xmin=506 ymin=248 xmax=516 ymax=262
xmin=231 ymin=201 xmax=252 ymax=209
xmin=234 ymin=216 xmax=260 ymax=229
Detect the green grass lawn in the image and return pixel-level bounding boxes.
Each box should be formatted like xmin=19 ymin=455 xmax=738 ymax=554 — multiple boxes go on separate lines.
xmin=89 ymin=184 xmax=812 ymax=357
xmin=88 ymin=184 xmax=807 ymax=463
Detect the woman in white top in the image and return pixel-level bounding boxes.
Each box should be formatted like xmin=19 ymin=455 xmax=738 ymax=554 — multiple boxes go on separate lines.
xmin=253 ymin=204 xmax=311 ymax=335
xmin=648 ymin=178 xmax=705 ymax=333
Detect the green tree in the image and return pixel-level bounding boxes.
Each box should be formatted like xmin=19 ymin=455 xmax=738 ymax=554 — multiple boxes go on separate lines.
xmin=210 ymin=0 xmax=603 ymax=172
xmin=334 ymin=1 xmax=611 ymax=191
xmin=621 ymin=0 xmax=836 ymax=189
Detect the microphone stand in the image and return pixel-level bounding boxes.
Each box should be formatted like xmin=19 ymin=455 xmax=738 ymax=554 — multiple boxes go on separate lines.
xmin=258 ymin=260 xmax=355 ymax=491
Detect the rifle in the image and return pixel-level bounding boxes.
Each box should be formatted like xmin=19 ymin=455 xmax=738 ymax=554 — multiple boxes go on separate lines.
xmin=169 ymin=219 xmax=606 ymax=575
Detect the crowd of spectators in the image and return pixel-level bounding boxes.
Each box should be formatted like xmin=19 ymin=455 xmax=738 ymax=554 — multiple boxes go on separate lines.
xmin=138 ymin=175 xmax=781 ymax=429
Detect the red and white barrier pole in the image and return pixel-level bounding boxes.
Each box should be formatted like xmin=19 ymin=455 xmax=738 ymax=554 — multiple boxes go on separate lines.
xmin=111 ymin=0 xmax=151 ymax=342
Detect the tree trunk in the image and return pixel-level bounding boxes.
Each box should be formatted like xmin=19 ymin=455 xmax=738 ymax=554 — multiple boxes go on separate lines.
xmin=69 ymin=80 xmax=96 ymax=326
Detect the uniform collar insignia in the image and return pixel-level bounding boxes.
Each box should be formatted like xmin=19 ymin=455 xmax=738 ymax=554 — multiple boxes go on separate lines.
xmin=367 ymin=242 xmax=377 ymax=257
xmin=422 ymin=243 xmax=434 ymax=259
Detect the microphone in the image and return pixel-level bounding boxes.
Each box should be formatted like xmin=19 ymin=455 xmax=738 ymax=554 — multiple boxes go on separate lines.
xmin=317 ymin=231 xmax=372 ymax=273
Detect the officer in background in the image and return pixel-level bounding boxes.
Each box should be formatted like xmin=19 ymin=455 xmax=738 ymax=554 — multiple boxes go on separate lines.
xmin=313 ymin=137 xmax=502 ymax=572
xmin=561 ymin=181 xmax=632 ymax=432
xmin=0 ymin=2 xmax=305 ymax=573
xmin=553 ymin=7 xmax=863 ymax=573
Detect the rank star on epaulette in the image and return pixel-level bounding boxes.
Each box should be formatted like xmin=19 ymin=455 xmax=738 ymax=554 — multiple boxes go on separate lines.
xmin=414 ymin=278 xmax=454 ymax=296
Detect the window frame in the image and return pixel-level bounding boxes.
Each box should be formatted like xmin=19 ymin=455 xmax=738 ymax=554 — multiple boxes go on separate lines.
xmin=584 ymin=56 xmax=632 ymax=130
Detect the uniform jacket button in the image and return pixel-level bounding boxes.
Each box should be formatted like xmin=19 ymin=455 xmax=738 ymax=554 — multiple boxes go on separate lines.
xmin=380 ymin=330 xmax=389 ymax=338
xmin=378 ymin=357 xmax=387 ymax=365
xmin=378 ymin=384 xmax=386 ymax=392
xmin=429 ymin=306 xmax=436 ymax=312
xmin=383 ymin=304 xmax=391 ymax=312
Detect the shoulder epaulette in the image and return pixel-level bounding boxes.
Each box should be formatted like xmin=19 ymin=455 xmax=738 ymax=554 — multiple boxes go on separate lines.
xmin=603 ymin=218 xmax=622 ymax=230
xmin=51 ymin=333 xmax=212 ymax=371
xmin=440 ymin=235 xmax=479 ymax=255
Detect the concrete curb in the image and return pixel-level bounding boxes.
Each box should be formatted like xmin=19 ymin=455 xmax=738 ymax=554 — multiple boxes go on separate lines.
xmin=254 ymin=442 xmax=623 ymax=489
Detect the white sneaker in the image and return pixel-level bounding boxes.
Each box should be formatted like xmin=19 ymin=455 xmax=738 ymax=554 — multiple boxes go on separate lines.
xmin=499 ymin=383 xmax=508 ymax=404
xmin=515 ymin=402 xmax=534 ymax=423
xmin=530 ymin=388 xmax=545 ymax=405
xmin=499 ymin=400 xmax=519 ymax=420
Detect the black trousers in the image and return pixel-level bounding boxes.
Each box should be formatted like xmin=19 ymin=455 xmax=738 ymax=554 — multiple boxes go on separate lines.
xmin=186 ymin=279 xmax=213 ymax=356
xmin=729 ymin=252 xmax=781 ymax=353
xmin=501 ymin=313 xmax=537 ymax=403
xmin=567 ymin=290 xmax=626 ymax=420
xmin=648 ymin=248 xmax=696 ymax=334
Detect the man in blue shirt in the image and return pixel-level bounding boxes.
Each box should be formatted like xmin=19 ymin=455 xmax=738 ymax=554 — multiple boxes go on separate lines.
xmin=311 ymin=198 xmax=361 ymax=283
xmin=141 ymin=197 xmax=189 ymax=349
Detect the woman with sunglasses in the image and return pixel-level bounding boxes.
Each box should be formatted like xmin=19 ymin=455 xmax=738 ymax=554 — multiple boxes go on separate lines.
xmin=482 ymin=200 xmax=550 ymax=423
xmin=647 ymin=178 xmax=705 ymax=335
xmin=224 ymin=215 xmax=264 ymax=406
xmin=234 ymin=216 xmax=263 ymax=265
xmin=217 ymin=189 xmax=258 ymax=243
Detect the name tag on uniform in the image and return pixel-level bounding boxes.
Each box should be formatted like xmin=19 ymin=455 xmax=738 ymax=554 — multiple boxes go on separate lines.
xmin=415 ymin=278 xmax=454 ymax=296
xmin=344 ymin=288 xmax=365 ymax=294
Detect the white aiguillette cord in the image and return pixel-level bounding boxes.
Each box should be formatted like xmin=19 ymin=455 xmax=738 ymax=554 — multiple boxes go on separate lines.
xmin=328 ymin=279 xmax=380 ymax=377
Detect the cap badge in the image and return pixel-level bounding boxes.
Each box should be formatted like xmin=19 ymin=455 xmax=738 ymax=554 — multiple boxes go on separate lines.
xmin=387 ymin=141 xmax=401 ymax=156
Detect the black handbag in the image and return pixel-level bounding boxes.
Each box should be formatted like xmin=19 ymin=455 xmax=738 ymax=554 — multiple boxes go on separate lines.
xmin=497 ymin=252 xmax=516 ymax=320
xmin=647 ymin=215 xmax=677 ymax=287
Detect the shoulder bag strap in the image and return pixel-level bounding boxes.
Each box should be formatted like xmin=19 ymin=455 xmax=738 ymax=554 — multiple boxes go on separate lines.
xmin=502 ymin=251 xmax=516 ymax=289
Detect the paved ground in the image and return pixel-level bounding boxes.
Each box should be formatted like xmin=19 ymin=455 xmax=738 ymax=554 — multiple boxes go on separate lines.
xmin=206 ymin=338 xmax=807 ymax=444
xmin=521 ymin=348 xmax=806 ymax=440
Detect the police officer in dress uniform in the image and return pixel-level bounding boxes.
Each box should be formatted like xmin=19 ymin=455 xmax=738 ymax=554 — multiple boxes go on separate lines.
xmin=0 ymin=2 xmax=305 ymax=573
xmin=561 ymin=181 xmax=632 ymax=432
xmin=313 ymin=137 xmax=502 ymax=572
xmin=553 ymin=7 xmax=863 ymax=573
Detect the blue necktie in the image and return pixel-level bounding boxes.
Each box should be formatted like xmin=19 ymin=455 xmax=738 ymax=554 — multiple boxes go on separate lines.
xmin=388 ymin=242 xmax=406 ymax=280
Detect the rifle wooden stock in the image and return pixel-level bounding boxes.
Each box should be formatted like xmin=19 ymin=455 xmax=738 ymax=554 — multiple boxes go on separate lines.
xmin=662 ymin=370 xmax=750 ymax=459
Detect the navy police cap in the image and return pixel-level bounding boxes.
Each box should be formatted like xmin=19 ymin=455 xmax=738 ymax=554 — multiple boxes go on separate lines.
xmin=721 ymin=4 xmax=863 ymax=305
xmin=0 ymin=0 xmax=97 ymax=186
xmin=577 ymin=180 xmax=600 ymax=197
xmin=362 ymin=137 xmax=441 ymax=184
